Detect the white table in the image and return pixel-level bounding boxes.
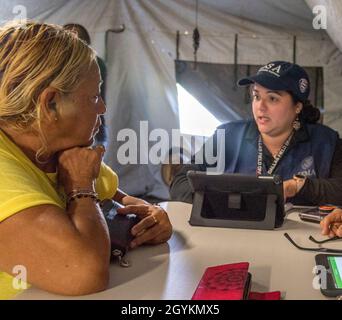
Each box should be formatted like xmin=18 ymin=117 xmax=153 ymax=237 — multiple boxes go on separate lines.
xmin=16 ymin=202 xmax=338 ymax=300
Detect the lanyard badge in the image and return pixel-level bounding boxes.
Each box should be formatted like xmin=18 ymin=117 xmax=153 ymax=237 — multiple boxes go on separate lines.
xmin=256 ymin=131 xmax=294 ymax=176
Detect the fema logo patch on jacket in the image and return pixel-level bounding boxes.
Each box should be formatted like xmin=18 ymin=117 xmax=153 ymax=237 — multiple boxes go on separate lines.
xmin=297 ymin=156 xmax=316 ymax=177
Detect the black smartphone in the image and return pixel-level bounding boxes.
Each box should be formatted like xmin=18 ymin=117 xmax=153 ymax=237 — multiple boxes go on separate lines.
xmin=299 ymin=208 xmax=328 ymax=224
xmin=315 ymin=254 xmax=342 ymax=297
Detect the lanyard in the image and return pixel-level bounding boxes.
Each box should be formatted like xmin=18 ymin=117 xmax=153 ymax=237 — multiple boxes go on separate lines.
xmin=256 ymin=131 xmax=294 ymax=176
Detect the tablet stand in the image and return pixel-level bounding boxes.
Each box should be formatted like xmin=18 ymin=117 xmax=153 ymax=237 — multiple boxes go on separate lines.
xmin=189 ymin=191 xmax=278 ymax=230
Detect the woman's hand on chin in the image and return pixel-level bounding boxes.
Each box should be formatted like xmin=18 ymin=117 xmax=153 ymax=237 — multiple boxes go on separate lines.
xmin=57 ymin=145 xmax=105 ymax=193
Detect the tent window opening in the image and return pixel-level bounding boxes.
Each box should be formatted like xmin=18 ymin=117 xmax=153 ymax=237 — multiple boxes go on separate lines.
xmin=177 ymin=83 xmax=221 ymax=137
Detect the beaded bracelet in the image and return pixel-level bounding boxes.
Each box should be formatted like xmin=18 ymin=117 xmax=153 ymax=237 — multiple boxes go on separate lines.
xmin=66 ymin=190 xmax=100 ymax=206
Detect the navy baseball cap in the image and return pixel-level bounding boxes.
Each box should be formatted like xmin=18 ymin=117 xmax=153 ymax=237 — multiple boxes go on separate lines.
xmin=238 ymin=61 xmax=310 ymax=102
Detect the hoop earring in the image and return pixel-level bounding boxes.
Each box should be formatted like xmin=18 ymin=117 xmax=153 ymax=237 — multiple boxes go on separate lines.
xmin=293 ymin=116 xmax=301 ymax=131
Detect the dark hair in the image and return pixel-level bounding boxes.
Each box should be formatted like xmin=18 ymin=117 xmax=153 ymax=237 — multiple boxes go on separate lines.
xmin=63 ymin=23 xmax=91 ymax=45
xmin=288 ymin=92 xmax=321 ymax=124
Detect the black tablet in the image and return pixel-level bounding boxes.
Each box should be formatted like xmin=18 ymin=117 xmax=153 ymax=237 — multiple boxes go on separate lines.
xmin=315 ymin=254 xmax=342 ymax=297
xmin=187 ymin=171 xmax=285 ymax=230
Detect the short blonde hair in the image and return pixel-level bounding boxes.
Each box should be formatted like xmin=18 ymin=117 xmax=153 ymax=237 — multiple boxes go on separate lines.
xmin=0 ymin=21 xmax=97 ymax=125
xmin=0 ymin=20 xmax=97 ymax=159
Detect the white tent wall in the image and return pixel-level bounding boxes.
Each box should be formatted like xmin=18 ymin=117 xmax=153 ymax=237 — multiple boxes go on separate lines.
xmin=305 ymin=0 xmax=342 ymax=129
xmin=1 ymin=0 xmax=342 ymax=199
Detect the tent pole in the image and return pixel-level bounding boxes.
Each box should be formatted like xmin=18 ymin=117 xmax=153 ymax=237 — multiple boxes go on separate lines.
xmin=292 ymin=36 xmax=297 ymax=64
xmin=233 ymin=34 xmax=238 ymax=90
xmin=105 ymin=24 xmax=126 ymax=63
xmin=176 ymin=30 xmax=180 ymax=61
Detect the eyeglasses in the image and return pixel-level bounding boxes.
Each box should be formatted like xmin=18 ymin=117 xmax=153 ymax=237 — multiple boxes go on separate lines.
xmin=284 ymin=233 xmax=342 ymax=254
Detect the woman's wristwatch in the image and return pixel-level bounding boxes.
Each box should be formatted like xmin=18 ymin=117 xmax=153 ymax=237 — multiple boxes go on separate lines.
xmin=293 ymin=174 xmax=307 ymax=194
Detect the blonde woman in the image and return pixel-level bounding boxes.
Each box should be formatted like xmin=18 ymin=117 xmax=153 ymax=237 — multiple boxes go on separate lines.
xmin=0 ymin=21 xmax=172 ymax=298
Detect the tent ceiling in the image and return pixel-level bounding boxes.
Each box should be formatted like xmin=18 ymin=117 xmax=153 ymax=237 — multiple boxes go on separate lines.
xmin=199 ymin=0 xmax=314 ymax=31
xmin=0 ymin=0 xmax=320 ymax=34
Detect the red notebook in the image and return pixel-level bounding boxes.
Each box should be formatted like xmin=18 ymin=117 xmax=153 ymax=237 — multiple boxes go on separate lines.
xmin=192 ymin=262 xmax=250 ymax=300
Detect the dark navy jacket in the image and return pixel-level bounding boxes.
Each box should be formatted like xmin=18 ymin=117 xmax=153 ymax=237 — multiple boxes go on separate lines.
xmin=213 ymin=120 xmax=338 ymax=180
xmin=170 ymin=120 xmax=340 ymax=204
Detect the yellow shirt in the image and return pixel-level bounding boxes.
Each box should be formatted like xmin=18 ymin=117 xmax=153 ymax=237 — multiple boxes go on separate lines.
xmin=0 ymin=130 xmax=119 ymax=299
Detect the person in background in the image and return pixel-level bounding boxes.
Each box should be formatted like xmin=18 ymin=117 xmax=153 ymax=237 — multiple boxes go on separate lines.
xmin=0 ymin=21 xmax=172 ymax=299
xmin=170 ymin=61 xmax=342 ymax=206
xmin=63 ymin=23 xmax=108 ymax=147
